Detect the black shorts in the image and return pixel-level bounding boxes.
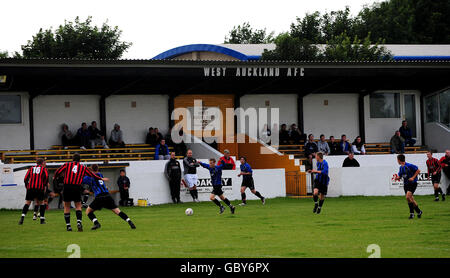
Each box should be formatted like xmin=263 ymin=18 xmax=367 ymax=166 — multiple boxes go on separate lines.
xmin=63 ymin=184 xmax=82 ymax=202
xmin=89 ymin=194 xmax=117 ymax=211
xmin=25 ymin=189 xmax=45 ymax=201
xmin=314 ymin=179 xmax=328 ymax=195
xmin=431 ymin=173 xmax=441 ymax=184
xmin=404 ymin=182 xmax=418 ymax=194
xmin=211 ymin=185 xmax=224 ymax=196
xmin=241 ymin=178 xmax=255 ymax=190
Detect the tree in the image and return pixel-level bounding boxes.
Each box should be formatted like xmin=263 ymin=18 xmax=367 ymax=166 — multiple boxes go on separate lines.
xmin=261 ymin=33 xmax=321 ymax=60
xmin=0 ymin=51 xmax=7 ymax=58
xmin=18 ymin=16 xmax=131 ymax=59
xmin=224 ymin=22 xmax=274 ymax=44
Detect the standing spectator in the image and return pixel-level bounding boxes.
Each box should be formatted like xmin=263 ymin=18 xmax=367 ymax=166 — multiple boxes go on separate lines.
xmin=279 ymin=124 xmax=290 ymax=145
xmin=399 ymin=120 xmax=416 ymax=147
xmin=342 ymin=152 xmax=360 ymax=167
xmin=117 ymin=169 xmax=130 ymax=206
xmin=328 ymin=136 xmax=339 ymax=156
xmin=61 ymin=124 xmax=75 ymax=149
xmin=165 ymin=152 xmax=182 ymax=204
xmin=304 ymin=134 xmax=318 ymax=166
xmin=339 ymin=134 xmax=351 ymax=155
xmin=155 ymin=139 xmax=170 ymax=160
xmin=390 ymin=130 xmax=405 ymax=154
xmin=317 ymin=134 xmax=330 ymax=155
xmin=76 ymin=123 xmax=91 ymax=150
xmin=217 ymin=149 xmax=236 ymax=170
xmin=88 ymin=121 xmax=108 ymax=149
xmin=439 ymin=150 xmax=450 ymax=195
xmin=351 ymin=136 xmax=366 ymax=155
xmin=109 ymin=124 xmax=125 ymax=148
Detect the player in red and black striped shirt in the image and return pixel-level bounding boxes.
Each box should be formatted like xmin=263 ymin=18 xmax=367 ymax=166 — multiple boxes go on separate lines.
xmin=19 ymin=158 xmax=49 ymax=225
xmin=426 ymin=151 xmax=445 ymax=201
xmin=54 ymin=153 xmax=108 ymax=232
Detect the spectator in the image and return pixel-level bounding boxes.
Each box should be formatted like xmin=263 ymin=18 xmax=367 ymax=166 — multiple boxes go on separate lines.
xmin=351 ymin=136 xmax=366 ymax=155
xmin=328 ymin=136 xmax=339 ymax=155
xmin=399 ymin=120 xmax=416 ymax=147
xmin=279 ymin=124 xmax=290 ymax=145
xmin=117 ymin=169 xmax=130 ymax=206
xmin=342 ymin=152 xmax=360 ymax=167
xmin=289 ymin=124 xmax=306 ymax=144
xmin=390 ymin=130 xmax=405 ymax=154
xmin=317 ymin=134 xmax=330 ymax=155
xmin=155 ymin=139 xmax=170 ymax=160
xmin=304 ymin=134 xmax=318 ymax=166
xmin=339 ymin=134 xmax=351 ymax=155
xmin=439 ymin=150 xmax=450 ymax=195
xmin=145 ymin=127 xmax=158 ymax=146
xmin=76 ymin=122 xmax=90 ymax=150
xmin=260 ymin=124 xmax=271 ymax=144
xmin=155 ymin=128 xmax=163 ymax=144
xmin=61 ymin=124 xmax=75 ymax=149
xmin=88 ymin=121 xmax=108 ymax=149
xmin=217 ymin=149 xmax=236 ymax=170
xmin=109 ymin=124 xmax=125 ymax=148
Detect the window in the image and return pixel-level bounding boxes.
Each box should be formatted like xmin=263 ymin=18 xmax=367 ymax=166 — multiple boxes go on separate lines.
xmin=439 ymin=89 xmax=450 ymax=127
xmin=370 ymin=93 xmax=400 ymax=118
xmin=425 ymin=94 xmax=439 ymax=123
xmin=0 ymin=95 xmax=22 ymax=124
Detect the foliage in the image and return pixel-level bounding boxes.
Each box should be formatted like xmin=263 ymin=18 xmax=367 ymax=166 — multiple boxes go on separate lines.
xmin=224 ymin=22 xmax=274 ymax=44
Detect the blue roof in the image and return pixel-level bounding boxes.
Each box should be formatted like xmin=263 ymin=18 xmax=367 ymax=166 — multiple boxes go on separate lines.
xmin=152 ymin=44 xmax=450 ymax=61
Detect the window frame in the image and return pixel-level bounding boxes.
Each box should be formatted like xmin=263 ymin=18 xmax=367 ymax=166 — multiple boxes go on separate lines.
xmin=0 ymin=94 xmax=23 ymax=125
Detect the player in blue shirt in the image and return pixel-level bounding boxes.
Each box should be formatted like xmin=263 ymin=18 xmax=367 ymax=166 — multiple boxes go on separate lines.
xmin=308 ymin=152 xmax=329 ymax=214
xmin=238 ymin=157 xmax=265 ymax=206
xmin=199 ymin=158 xmax=236 ymax=214
xmin=395 ymin=154 xmax=423 ymax=219
xmin=83 ymin=164 xmax=136 ymax=230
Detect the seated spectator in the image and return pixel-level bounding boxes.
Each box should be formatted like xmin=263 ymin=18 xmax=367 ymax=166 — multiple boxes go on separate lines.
xmin=260 ymin=124 xmax=271 ymax=144
xmin=155 ymin=139 xmax=170 ymax=160
xmin=117 ymin=169 xmax=131 ymax=206
xmin=351 ymin=136 xmax=366 ymax=155
xmin=279 ymin=124 xmax=290 ymax=145
xmin=399 ymin=120 xmax=416 ymax=147
xmin=304 ymin=134 xmax=318 ymax=166
xmin=328 ymin=136 xmax=339 ymax=155
xmin=145 ymin=127 xmax=158 ymax=146
xmin=317 ymin=134 xmax=330 ymax=155
xmin=290 ymin=124 xmax=307 ymax=144
xmin=61 ymin=124 xmax=75 ymax=149
xmin=109 ymin=123 xmax=125 ymax=148
xmin=217 ymin=149 xmax=236 ymax=170
xmin=155 ymin=128 xmax=163 ymax=144
xmin=76 ymin=122 xmax=91 ymax=150
xmin=88 ymin=121 xmax=108 ymax=149
xmin=342 ymin=152 xmax=360 ymax=167
xmin=390 ymin=130 xmax=405 ymax=154
xmin=339 ymin=134 xmax=351 ymax=155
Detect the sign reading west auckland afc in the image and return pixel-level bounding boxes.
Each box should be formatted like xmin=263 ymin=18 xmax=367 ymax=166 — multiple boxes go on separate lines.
xmin=203 ymin=67 xmax=305 ymax=77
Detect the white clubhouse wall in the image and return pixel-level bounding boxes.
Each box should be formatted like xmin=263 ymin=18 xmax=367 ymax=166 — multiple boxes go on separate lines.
xmin=33 ymin=95 xmax=100 ymax=149
xmin=0 ymin=92 xmax=30 ymax=150
xmin=303 ymin=94 xmax=359 ymax=140
xmin=105 ymin=95 xmax=169 ymax=144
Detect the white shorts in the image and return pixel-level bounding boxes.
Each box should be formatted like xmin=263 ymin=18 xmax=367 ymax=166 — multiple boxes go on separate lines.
xmin=184 ymin=174 xmax=198 ymax=188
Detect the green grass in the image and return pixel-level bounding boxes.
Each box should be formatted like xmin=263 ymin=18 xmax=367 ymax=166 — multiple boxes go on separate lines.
xmin=0 ymin=196 xmax=449 ymax=258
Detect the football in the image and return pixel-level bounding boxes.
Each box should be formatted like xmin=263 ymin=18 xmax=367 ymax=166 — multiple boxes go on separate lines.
xmin=185 ymin=208 xmax=193 ymax=216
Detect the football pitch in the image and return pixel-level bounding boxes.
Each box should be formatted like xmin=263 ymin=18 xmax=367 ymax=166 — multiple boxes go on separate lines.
xmin=0 ymin=196 xmax=449 ymax=258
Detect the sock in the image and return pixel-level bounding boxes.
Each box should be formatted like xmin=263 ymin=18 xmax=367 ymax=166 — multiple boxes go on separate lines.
xmin=75 ymin=210 xmax=82 ymax=224
xmin=408 ymin=203 xmax=414 ymax=214
xmin=318 ymin=199 xmax=325 ymax=208
xmin=194 ymin=189 xmax=198 ymax=199
xmin=189 ymin=190 xmax=196 ymax=200
xmin=87 ymin=212 xmax=98 ymax=224
xmin=33 ymin=205 xmax=39 ymax=215
xmin=241 ymin=193 xmax=246 ymax=203
xmin=223 ymin=198 xmax=233 ymax=207
xmin=438 ymin=188 xmax=443 ymax=195
xmin=64 ymin=212 xmax=71 ymax=226
xmin=118 ymin=211 xmax=131 ymax=222
xmin=212 ymin=199 xmax=222 ymax=207
xmin=82 ymin=195 xmax=89 ymax=204
xmin=434 ymin=189 xmax=439 ymax=198
xmin=21 ymin=204 xmax=30 ymax=217
xmin=313 ymin=195 xmax=318 ymax=204
xmin=254 ymin=191 xmax=263 ymax=199
xmin=414 ymin=204 xmax=421 ymax=213
xmin=39 ymin=204 xmax=46 ymax=219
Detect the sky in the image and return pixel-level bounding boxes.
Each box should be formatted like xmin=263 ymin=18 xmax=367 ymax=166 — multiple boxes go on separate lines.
xmin=0 ymin=0 xmax=376 ymax=59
